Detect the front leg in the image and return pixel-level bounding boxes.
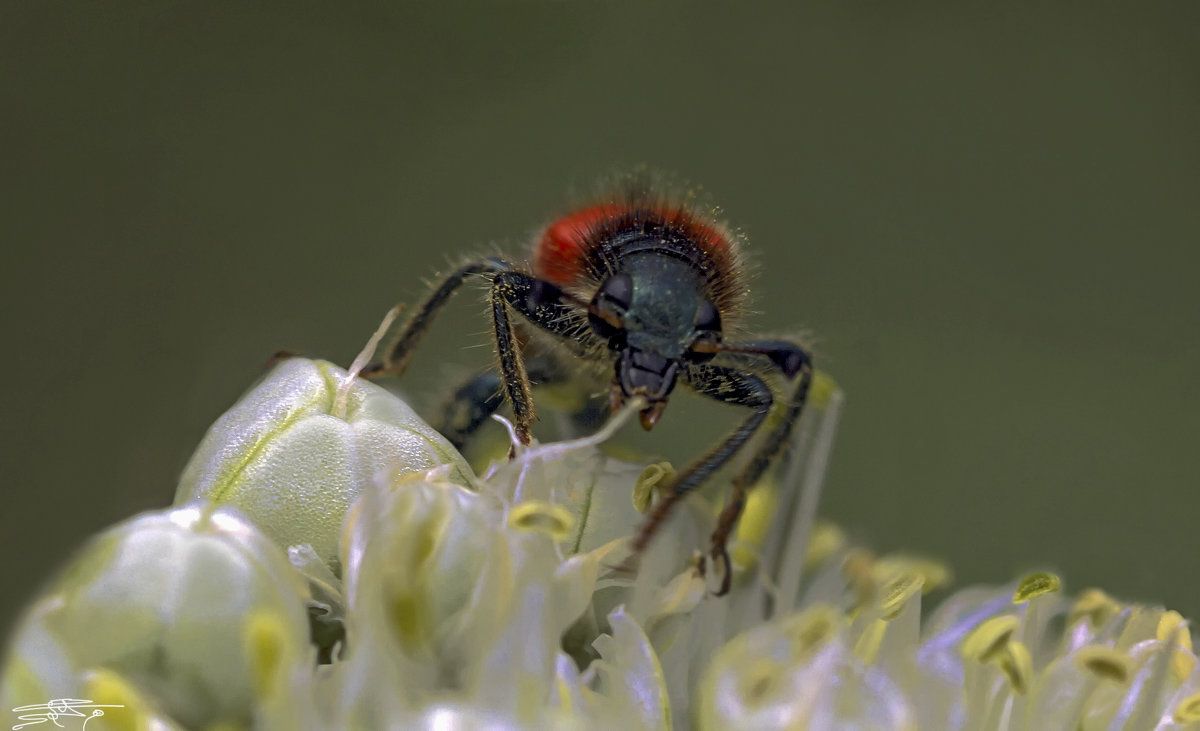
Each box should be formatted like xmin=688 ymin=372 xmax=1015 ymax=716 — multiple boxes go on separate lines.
xmin=630 ymin=365 xmax=774 ymax=570
xmin=713 ymin=340 xmax=814 ymax=488
xmin=365 ymin=257 xmax=514 ymax=378
xmin=709 ymin=341 xmax=813 ymax=593
xmin=489 ymin=272 xmax=590 ymax=445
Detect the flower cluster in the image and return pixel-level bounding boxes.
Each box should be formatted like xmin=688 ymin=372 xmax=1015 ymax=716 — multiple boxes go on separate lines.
xmin=2 ymin=351 xmax=1197 ymax=730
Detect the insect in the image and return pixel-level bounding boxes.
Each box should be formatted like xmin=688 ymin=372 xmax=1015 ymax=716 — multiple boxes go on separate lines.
xmin=364 ymin=184 xmax=813 ymax=594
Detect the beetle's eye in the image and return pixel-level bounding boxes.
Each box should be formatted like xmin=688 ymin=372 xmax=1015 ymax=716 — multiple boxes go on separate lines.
xmin=687 ymin=301 xmax=723 ymax=363
xmin=694 ymin=300 xmax=721 ymax=333
xmin=598 ymin=273 xmax=633 ymax=311
xmin=589 ymin=273 xmax=632 ymax=344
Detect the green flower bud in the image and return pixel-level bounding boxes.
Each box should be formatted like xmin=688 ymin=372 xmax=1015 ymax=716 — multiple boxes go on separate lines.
xmin=1 ymin=504 xmax=313 ymax=729
xmin=175 ymin=358 xmax=473 ymax=573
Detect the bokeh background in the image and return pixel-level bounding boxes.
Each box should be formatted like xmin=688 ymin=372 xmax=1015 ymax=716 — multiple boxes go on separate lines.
xmin=3 ymin=3 xmax=1198 ymax=635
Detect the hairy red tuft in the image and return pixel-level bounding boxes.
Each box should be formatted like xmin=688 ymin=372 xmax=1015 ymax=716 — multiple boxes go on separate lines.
xmin=531 ymin=200 xmax=746 ymax=325
xmin=534 ymin=204 xmax=626 ymax=286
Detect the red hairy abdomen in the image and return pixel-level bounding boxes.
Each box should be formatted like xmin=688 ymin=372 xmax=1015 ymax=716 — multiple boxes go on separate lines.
xmin=533 ymin=203 xmax=733 ymax=287
xmin=533 ymin=205 xmax=623 ymax=286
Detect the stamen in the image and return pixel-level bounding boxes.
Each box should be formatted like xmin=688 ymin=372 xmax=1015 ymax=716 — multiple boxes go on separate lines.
xmin=1174 ymin=692 xmax=1200 ymax=722
xmin=1074 ymin=646 xmax=1132 ymax=683
xmin=508 ymin=501 xmax=575 ymax=541
xmin=962 ymin=615 xmax=1020 ymax=663
xmin=632 ymin=461 xmax=674 ymax=514
xmin=1013 ymin=571 xmax=1061 ymax=604
xmin=1068 ymin=588 xmax=1120 ymax=628
xmin=997 ymin=641 xmax=1033 ymax=694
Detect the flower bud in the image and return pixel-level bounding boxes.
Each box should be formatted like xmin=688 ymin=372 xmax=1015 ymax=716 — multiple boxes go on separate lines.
xmin=175 ymin=358 xmax=473 ymax=573
xmin=1 ymin=504 xmax=313 ymax=729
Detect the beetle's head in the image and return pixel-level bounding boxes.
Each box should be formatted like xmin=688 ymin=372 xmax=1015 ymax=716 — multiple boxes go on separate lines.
xmin=587 ymin=255 xmax=723 ymax=430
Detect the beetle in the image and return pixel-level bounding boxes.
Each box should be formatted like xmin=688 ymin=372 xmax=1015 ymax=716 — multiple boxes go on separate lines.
xmin=363 ymin=185 xmax=813 ymax=594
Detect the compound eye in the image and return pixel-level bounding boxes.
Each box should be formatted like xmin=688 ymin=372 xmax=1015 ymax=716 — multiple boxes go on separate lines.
xmin=694 ymin=300 xmax=721 ymax=333
xmin=598 ymin=272 xmax=633 ymax=311
xmin=688 ymin=301 xmax=723 ymax=363
xmin=589 ymin=273 xmax=632 ymax=344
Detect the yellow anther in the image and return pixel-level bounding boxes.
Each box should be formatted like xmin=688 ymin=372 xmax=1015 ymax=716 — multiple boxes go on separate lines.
xmin=1157 ymin=610 xmax=1191 ymax=647
xmin=83 ymin=668 xmax=153 ymax=731
xmin=782 ymin=604 xmax=842 ymax=660
xmin=843 ymin=548 xmax=877 ymax=609
xmin=244 ymin=610 xmax=291 ymax=700
xmin=632 ymin=462 xmax=674 ymax=514
xmin=1174 ymin=691 xmax=1200 ymax=722
xmin=1156 ymin=610 xmax=1197 ymax=681
xmin=1068 ymin=588 xmax=1120 ymax=628
xmin=804 ymin=521 xmax=846 ymax=569
xmin=508 ymin=501 xmax=575 ymax=541
xmin=1013 ymin=572 xmax=1061 ymax=604
xmin=875 ymin=555 xmax=952 ymax=594
xmin=732 ymin=477 xmax=778 ymax=572
xmin=997 ymin=641 xmax=1033 ymax=695
xmin=1073 ymin=646 xmax=1132 ymax=683
xmin=962 ymin=615 xmax=1020 ymax=663
xmin=878 ymin=572 xmax=924 ymax=621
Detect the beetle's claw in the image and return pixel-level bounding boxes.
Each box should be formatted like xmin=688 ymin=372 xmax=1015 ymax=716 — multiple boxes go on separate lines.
xmin=710 ymin=544 xmax=733 ymax=596
xmin=607 ymin=552 xmax=641 ymax=581
xmin=357 ymin=361 xmax=386 ymax=379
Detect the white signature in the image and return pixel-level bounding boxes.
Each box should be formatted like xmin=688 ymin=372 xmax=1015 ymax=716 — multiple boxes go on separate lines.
xmin=10 ymin=699 xmax=124 ymax=730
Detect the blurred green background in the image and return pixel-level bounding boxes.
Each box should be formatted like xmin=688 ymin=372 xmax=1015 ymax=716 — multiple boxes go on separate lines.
xmin=3 ymin=3 xmax=1198 ymax=635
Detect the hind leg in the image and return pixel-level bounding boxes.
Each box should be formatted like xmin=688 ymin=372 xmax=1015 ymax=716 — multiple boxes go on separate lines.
xmin=432 ymin=352 xmax=601 ymax=449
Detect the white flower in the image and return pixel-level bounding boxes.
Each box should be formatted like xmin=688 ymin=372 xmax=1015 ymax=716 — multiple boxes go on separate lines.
xmin=0 ymin=505 xmax=315 ymax=729
xmin=4 ymin=351 xmax=1197 ymax=730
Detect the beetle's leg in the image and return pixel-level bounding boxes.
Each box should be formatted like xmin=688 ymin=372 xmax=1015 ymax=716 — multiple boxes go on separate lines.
xmin=433 ymin=355 xmax=567 ymax=449
xmin=363 ymin=257 xmax=514 ymax=378
xmin=708 ymin=342 xmax=813 ymax=594
xmin=631 ymin=341 xmax=813 ymax=595
xmin=435 ymin=370 xmax=506 ymax=449
xmin=630 ymin=365 xmax=773 ymax=572
xmin=489 ymin=272 xmax=591 ymax=445
xmin=364 ymin=256 xmax=586 ymax=448
xmin=708 ymin=340 xmax=813 ymax=492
